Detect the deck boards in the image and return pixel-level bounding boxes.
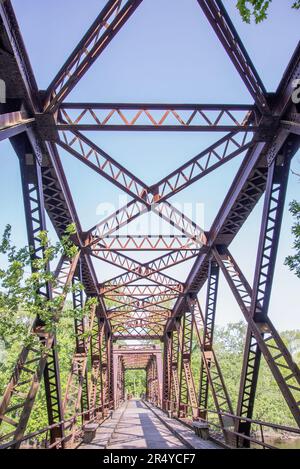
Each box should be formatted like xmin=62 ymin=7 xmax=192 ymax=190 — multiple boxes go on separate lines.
xmin=80 ymin=400 xmax=222 ymax=450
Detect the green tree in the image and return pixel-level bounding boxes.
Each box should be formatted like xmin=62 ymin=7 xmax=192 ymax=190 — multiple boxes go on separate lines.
xmin=0 ymin=223 xmax=79 ymax=346
xmin=125 ymin=370 xmax=146 ymax=397
xmin=285 ymin=200 xmax=300 ymax=278
xmin=0 ymin=225 xmax=90 ymax=442
xmin=236 ymin=0 xmax=300 ymax=23
xmin=191 ymin=322 xmax=300 ymax=427
xmin=235 ymin=3 xmax=300 ymax=279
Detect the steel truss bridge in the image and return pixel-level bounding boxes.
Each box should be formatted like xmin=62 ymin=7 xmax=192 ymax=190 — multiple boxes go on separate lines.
xmin=0 ymin=0 xmax=300 ymax=450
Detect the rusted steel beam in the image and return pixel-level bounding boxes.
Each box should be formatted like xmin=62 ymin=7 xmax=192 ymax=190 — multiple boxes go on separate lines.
xmin=104 ymin=284 xmax=180 ymax=297
xmin=112 ymin=323 xmax=165 ymax=338
xmin=146 ymin=353 xmax=162 ymax=406
xmin=152 ymin=132 xmax=254 ymax=202
xmin=97 ymin=248 xmax=202 ymax=290
xmin=9 ymin=132 xmax=65 ymax=446
xmin=91 ymin=234 xmax=203 ymax=251
xmin=114 ymin=355 xmax=125 ymax=407
xmin=1 ymin=0 xmax=300 ymax=442
xmin=57 ymin=131 xmax=150 ymax=203
xmin=98 ymin=249 xmax=187 ymax=294
xmin=63 ymin=304 xmax=96 ymax=447
xmin=167 ymin=126 xmax=298 ymax=332
xmin=110 ymin=310 xmax=169 ymax=321
xmin=0 ymin=0 xmax=109 ymax=327
xmin=153 ymin=202 xmax=207 ymax=241
xmin=75 ymin=131 xmax=253 ymax=212
xmin=196 ymin=0 xmax=269 ymax=113
xmin=58 ymin=103 xmax=258 ymax=132
xmin=176 ymin=309 xmax=198 ymax=419
xmin=102 ymin=335 xmax=109 ymax=412
xmin=113 ymin=335 xmax=163 ymax=341
xmin=213 ymin=246 xmax=300 ymax=430
xmin=42 ymin=142 xmax=110 ymax=326
xmin=89 ymin=317 xmax=105 ymax=421
xmin=84 ymin=197 xmax=206 ymax=250
xmin=88 ymin=202 xmax=149 ymax=244
xmin=111 ymin=316 xmax=169 ymax=328
xmin=165 ymin=140 xmax=267 ymax=332
xmin=106 ymin=334 xmax=115 ymax=409
xmin=198 ymin=261 xmax=219 ymax=418
xmin=106 ymin=290 xmax=175 ymax=309
xmin=111 ymin=317 xmax=167 ymax=329
xmin=190 ymin=297 xmax=234 ymax=444
xmin=87 ymin=203 xmax=206 ymax=249
xmin=0 ymin=121 xmax=30 ymax=140
xmin=233 ymin=139 xmax=296 ymax=445
xmin=169 ymin=327 xmax=180 ymax=414
xmin=105 ymin=293 xmax=176 ymax=316
xmin=107 ymin=298 xmax=172 ymax=314
xmin=71 ymin=263 xmax=90 ymax=422
xmin=108 ymin=303 xmax=170 ymax=316
xmin=0 ymin=254 xmax=80 ymax=448
xmin=166 ymin=44 xmax=299 ymax=333
xmin=44 ymin=0 xmax=144 ymax=112
xmin=162 ymin=333 xmax=172 ymax=411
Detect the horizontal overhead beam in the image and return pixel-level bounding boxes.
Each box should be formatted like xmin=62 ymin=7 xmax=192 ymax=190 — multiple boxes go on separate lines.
xmin=103 ymin=284 xmax=179 ymax=296
xmin=58 ymin=103 xmax=258 ymax=132
xmin=112 ymin=335 xmax=162 ymax=340
xmin=61 ymin=103 xmax=257 ymax=110
xmin=166 ymin=42 xmax=300 ymax=332
xmin=92 ymin=234 xmax=203 ymax=251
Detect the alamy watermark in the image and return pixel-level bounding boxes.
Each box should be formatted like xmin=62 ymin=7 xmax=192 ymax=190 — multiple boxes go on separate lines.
xmin=95 ymin=195 xmax=205 ymax=237
xmin=292 ymin=79 xmax=300 ymax=105
xmin=0 ymin=79 xmax=6 ymax=104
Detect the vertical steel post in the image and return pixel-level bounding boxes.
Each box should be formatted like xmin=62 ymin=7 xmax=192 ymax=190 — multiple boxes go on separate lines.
xmin=100 ymin=330 xmax=108 ymax=415
xmin=213 ymin=246 xmax=300 ymax=443
xmin=177 ymin=306 xmax=197 ymax=418
xmin=162 ymin=333 xmax=172 ymax=411
xmin=16 ymin=137 xmax=64 ymax=445
xmin=72 ymin=261 xmax=90 ymax=421
xmin=89 ymin=315 xmax=104 ymax=420
xmin=198 ymin=261 xmax=219 ymax=419
xmin=236 ymin=145 xmax=293 ymax=444
xmin=107 ymin=333 xmax=114 ymax=409
xmin=156 ymin=351 xmax=163 ymax=408
xmin=170 ymin=326 xmax=180 ymax=414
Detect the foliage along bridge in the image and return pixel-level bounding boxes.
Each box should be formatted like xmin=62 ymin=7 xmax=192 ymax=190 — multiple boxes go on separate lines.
xmin=0 ymin=0 xmax=300 ymax=450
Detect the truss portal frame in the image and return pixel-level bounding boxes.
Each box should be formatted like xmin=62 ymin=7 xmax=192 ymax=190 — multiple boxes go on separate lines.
xmin=0 ymin=0 xmax=299 ymax=449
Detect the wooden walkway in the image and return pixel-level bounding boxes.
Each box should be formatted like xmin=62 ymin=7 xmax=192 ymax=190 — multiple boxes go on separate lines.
xmin=80 ymin=400 xmax=221 ymax=450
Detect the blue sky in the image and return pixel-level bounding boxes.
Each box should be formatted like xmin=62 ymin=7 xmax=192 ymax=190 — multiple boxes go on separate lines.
xmin=1 ymin=0 xmax=299 ymax=331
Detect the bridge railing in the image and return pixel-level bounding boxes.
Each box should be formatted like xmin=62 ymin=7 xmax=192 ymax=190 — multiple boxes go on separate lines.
xmin=0 ymin=401 xmax=115 ymax=450
xmin=164 ymin=400 xmax=300 ymax=449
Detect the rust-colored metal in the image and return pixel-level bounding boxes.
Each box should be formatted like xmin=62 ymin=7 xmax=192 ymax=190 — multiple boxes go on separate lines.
xmin=58 ymin=103 xmax=258 ymax=132
xmin=113 ymin=345 xmax=162 ymax=405
xmin=0 ymin=0 xmax=299 ymax=450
